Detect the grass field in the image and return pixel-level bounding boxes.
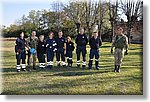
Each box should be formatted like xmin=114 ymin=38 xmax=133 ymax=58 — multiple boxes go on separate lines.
xmin=0 ymin=40 xmax=143 ymax=95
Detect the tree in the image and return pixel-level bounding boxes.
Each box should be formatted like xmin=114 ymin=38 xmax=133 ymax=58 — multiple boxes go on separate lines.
xmin=120 ymin=0 xmax=143 ymax=43
xmin=63 ymin=0 xmax=82 ymax=34
xmin=108 ymin=0 xmax=119 ymax=42
xmin=64 ymin=0 xmax=109 ymax=37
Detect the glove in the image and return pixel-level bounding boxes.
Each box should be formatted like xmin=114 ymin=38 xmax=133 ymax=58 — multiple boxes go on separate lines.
xmin=111 ymin=48 xmax=113 ymax=54
xmin=125 ymin=50 xmax=128 ymax=55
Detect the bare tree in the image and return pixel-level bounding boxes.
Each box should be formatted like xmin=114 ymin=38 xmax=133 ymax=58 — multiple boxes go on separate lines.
xmin=120 ymin=0 xmax=143 ymax=43
xmin=108 ymin=0 xmax=119 ymax=42
xmin=97 ymin=0 xmax=108 ymax=37
xmin=64 ymin=0 xmax=107 ymax=37
xmin=63 ymin=0 xmax=82 ymax=33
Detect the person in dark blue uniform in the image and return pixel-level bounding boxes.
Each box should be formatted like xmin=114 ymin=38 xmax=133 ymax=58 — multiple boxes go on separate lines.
xmin=66 ymin=36 xmax=75 ymax=67
xmin=55 ymin=30 xmax=66 ymax=67
xmin=46 ymin=32 xmax=57 ymax=69
xmin=15 ymin=31 xmax=26 ymax=72
xmin=88 ymin=31 xmax=102 ymax=70
xmin=37 ymin=35 xmax=46 ymax=69
xmin=75 ymin=27 xmax=88 ymax=68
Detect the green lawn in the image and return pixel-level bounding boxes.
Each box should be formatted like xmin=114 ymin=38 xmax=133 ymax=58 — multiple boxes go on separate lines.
xmin=0 ymin=40 xmax=143 ymax=95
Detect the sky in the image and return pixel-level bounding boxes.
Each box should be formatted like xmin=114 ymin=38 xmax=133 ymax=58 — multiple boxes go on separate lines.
xmin=1 ymin=0 xmax=69 ymax=27
xmin=0 ymin=0 xmax=127 ymax=27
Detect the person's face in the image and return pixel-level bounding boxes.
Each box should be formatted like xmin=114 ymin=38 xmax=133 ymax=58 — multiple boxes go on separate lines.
xmin=58 ymin=31 xmax=63 ymax=37
xmin=20 ymin=32 xmax=24 ymax=38
xmin=80 ymin=28 xmax=84 ymax=34
xmin=93 ymin=32 xmax=98 ymax=38
xmin=116 ymin=28 xmax=123 ymax=35
xmin=40 ymin=36 xmax=44 ymax=41
xmin=67 ymin=37 xmax=71 ymax=42
xmin=49 ymin=33 xmax=53 ymax=38
xmin=32 ymin=31 xmax=36 ymax=36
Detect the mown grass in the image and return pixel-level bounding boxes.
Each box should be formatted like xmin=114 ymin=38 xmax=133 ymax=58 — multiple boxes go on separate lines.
xmin=0 ymin=40 xmax=143 ymax=95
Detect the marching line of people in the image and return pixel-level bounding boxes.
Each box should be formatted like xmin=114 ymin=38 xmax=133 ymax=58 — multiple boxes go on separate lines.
xmin=15 ymin=26 xmax=128 ymax=73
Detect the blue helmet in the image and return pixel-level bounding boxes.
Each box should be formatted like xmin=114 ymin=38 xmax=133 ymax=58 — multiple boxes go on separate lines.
xmin=30 ymin=48 xmax=36 ymax=55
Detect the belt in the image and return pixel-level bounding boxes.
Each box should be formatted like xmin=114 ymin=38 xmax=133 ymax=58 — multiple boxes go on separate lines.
xmin=115 ymin=47 xmax=123 ymax=50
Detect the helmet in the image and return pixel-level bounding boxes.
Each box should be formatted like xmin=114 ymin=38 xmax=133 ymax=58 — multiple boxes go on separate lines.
xmin=30 ymin=48 xmax=36 ymax=55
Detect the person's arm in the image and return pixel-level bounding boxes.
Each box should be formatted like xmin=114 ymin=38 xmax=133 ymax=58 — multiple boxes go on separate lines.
xmin=124 ymin=36 xmax=129 ymax=55
xmin=15 ymin=38 xmax=21 ymax=54
xmin=36 ymin=37 xmax=39 ymax=48
xmin=45 ymin=39 xmax=49 ymax=48
xmin=72 ymin=42 xmax=75 ymax=51
xmin=85 ymin=35 xmax=88 ymax=45
xmin=111 ymin=36 xmax=116 ymax=54
xmin=63 ymin=38 xmax=67 ymax=54
xmin=44 ymin=41 xmax=47 ymax=54
xmin=53 ymin=40 xmax=57 ymax=52
xmin=25 ymin=37 xmax=30 ymax=50
xmin=99 ymin=37 xmax=102 ymax=47
xmin=75 ymin=35 xmax=78 ymax=44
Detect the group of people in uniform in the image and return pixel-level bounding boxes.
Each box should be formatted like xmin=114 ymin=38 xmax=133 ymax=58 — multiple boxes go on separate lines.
xmin=15 ymin=26 xmax=128 ymax=73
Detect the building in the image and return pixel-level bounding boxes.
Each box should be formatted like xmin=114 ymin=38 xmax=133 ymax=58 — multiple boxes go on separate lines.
xmin=117 ymin=20 xmax=143 ymax=44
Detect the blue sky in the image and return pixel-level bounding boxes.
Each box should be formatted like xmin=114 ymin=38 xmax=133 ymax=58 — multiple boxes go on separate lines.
xmin=1 ymin=0 xmax=69 ymax=27
xmin=1 ymin=0 xmax=127 ymax=27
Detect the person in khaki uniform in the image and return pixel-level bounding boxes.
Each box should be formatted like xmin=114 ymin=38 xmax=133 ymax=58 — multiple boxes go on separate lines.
xmin=111 ymin=26 xmax=128 ymax=72
xmin=26 ymin=31 xmax=38 ymax=70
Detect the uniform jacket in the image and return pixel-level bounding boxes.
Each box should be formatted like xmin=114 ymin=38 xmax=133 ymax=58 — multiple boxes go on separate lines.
xmin=26 ymin=36 xmax=38 ymax=49
xmin=46 ymin=38 xmax=57 ymax=52
xmin=75 ymin=33 xmax=88 ymax=46
xmin=89 ymin=36 xmax=102 ymax=49
xmin=15 ymin=37 xmax=26 ymax=53
xmin=112 ymin=34 xmax=128 ymax=49
xmin=37 ymin=40 xmax=46 ymax=54
xmin=55 ymin=37 xmax=66 ymax=49
xmin=66 ymin=41 xmax=75 ymax=51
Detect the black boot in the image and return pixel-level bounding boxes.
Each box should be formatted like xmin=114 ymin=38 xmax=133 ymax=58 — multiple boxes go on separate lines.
xmin=82 ymin=65 xmax=86 ymax=68
xmin=88 ymin=60 xmax=92 ymax=69
xmin=27 ymin=66 xmax=31 ymax=72
xmin=33 ymin=65 xmax=36 ymax=70
xmin=70 ymin=60 xmax=73 ymax=67
xmin=95 ymin=60 xmax=99 ymax=70
xmin=114 ymin=65 xmax=117 ymax=72
xmin=49 ymin=65 xmax=53 ymax=69
xmin=58 ymin=63 xmax=61 ymax=67
xmin=117 ymin=65 xmax=120 ymax=72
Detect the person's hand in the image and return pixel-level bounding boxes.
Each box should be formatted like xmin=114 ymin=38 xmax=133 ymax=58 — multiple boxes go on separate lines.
xmin=16 ymin=52 xmax=19 ymax=55
xmin=25 ymin=47 xmax=29 ymax=51
xmin=125 ymin=50 xmax=128 ymax=55
xmin=111 ymin=48 xmax=113 ymax=54
xmin=64 ymin=50 xmax=66 ymax=55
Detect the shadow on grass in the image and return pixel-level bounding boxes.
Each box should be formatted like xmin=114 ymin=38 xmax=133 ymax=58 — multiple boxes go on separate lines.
xmin=101 ymin=45 xmax=111 ymax=48
xmin=2 ymin=68 xmax=16 ymax=72
xmin=2 ymin=64 xmax=113 ymax=73
xmin=44 ymin=69 xmax=110 ymax=77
